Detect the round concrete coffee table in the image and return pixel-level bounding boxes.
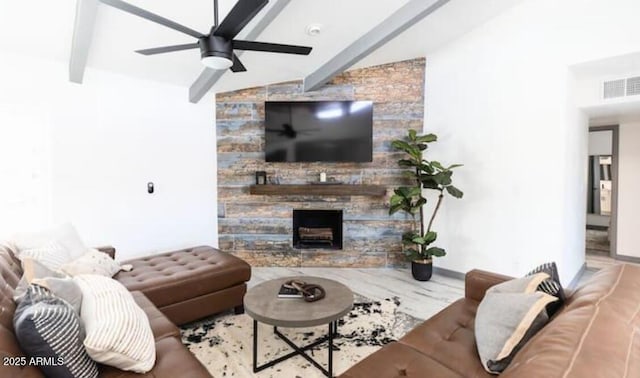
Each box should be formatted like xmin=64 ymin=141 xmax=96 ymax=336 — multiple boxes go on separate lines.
xmin=244 ymin=276 xmax=353 ymax=378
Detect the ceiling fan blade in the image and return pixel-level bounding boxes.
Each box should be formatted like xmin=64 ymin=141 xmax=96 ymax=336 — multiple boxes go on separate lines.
xmin=230 ymin=54 xmax=247 ymax=72
xmin=99 ymin=0 xmax=204 ymax=39
xmin=232 ymin=40 xmax=312 ymax=55
xmin=136 ymin=43 xmax=200 ymax=56
xmin=213 ymin=0 xmax=268 ymax=39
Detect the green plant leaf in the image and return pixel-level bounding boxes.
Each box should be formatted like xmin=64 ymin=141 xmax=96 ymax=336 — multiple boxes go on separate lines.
xmin=447 ymin=164 xmax=464 ymax=170
xmin=391 ymin=140 xmax=414 ymax=154
xmin=417 ymin=143 xmax=427 ymax=151
xmin=433 ymin=171 xmax=452 ymax=186
xmin=388 ymin=204 xmax=404 ymax=215
xmin=419 ymin=163 xmax=435 ymax=174
xmin=403 ymin=248 xmax=421 ymax=260
xmin=425 ymin=246 xmax=446 ymax=257
xmin=415 ymin=133 xmax=437 ymax=143
xmin=402 ymin=231 xmax=419 ymax=243
xmin=430 ymin=161 xmax=444 ymax=170
xmin=446 ymin=185 xmax=464 ymax=198
xmin=411 ymin=237 xmax=426 ymax=245
xmin=389 ymin=194 xmax=404 ymax=206
xmin=408 ymin=187 xmax=422 ymax=197
xmin=421 ymin=177 xmax=440 ymax=190
xmin=415 ymin=197 xmax=427 ymax=208
xmin=408 ymin=129 xmax=417 ymax=141
xmin=395 ymin=187 xmax=411 ymax=197
xmin=423 ymin=231 xmax=437 ymax=244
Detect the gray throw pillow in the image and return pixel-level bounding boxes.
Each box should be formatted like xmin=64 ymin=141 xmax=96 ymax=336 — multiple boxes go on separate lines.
xmin=14 ymin=284 xmax=98 ymax=378
xmin=475 ymin=290 xmax=558 ymax=374
xmin=487 ymin=273 xmax=549 ymax=294
xmin=14 ymin=258 xmax=82 ymax=314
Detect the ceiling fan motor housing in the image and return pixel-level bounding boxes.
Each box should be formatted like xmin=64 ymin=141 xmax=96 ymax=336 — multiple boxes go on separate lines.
xmin=199 ymin=35 xmax=233 ymax=60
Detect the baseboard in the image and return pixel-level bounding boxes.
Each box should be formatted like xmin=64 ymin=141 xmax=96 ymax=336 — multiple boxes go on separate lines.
xmin=611 ymin=254 xmax=640 ymax=264
xmin=567 ymin=262 xmax=587 ymax=290
xmin=433 ymin=266 xmax=466 ymax=281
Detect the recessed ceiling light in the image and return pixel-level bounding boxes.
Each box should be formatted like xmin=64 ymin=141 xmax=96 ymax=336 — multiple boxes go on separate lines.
xmin=306 ymin=24 xmax=323 ymax=36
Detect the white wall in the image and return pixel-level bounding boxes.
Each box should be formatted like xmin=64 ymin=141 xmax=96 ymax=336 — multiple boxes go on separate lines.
xmin=0 ymin=51 xmax=217 ymax=260
xmin=423 ymin=0 xmax=640 ymax=284
xmin=617 ymin=122 xmax=640 ymax=258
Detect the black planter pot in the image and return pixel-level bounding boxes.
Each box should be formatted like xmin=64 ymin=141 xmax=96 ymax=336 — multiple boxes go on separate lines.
xmin=411 ymin=260 xmax=433 ymax=281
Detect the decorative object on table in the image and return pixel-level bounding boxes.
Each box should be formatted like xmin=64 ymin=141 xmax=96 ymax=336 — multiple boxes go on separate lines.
xmin=278 ymin=279 xmax=326 ymax=302
xmin=389 ymin=130 xmax=464 ymax=281
xmin=320 ymin=172 xmax=327 ymax=182
xmin=181 ymin=294 xmax=421 ymax=378
xmin=255 ymin=171 xmax=267 ymax=185
xmin=277 ymin=281 xmax=303 ymax=298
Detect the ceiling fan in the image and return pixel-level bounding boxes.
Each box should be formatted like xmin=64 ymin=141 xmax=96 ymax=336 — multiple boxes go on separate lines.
xmin=99 ymin=0 xmax=313 ymax=71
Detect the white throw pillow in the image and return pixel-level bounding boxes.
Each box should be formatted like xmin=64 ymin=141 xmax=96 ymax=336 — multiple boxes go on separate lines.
xmin=73 ymin=275 xmax=156 ymax=373
xmin=18 ymin=241 xmax=72 ymax=271
xmin=60 ymin=249 xmax=123 ymax=278
xmin=12 ymin=223 xmax=89 ymax=261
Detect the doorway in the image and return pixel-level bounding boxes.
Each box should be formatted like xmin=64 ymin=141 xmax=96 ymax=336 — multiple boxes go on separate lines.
xmin=586 ymin=126 xmax=619 ymax=261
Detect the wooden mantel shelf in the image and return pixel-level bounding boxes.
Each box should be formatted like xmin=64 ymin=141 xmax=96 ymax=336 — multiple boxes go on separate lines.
xmin=249 ymin=184 xmax=387 ymax=196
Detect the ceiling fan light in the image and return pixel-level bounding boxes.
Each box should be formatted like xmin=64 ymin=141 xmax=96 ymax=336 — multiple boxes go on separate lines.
xmin=201 ymin=56 xmax=233 ymax=70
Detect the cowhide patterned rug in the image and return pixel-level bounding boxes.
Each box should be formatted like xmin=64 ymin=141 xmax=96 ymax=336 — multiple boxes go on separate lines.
xmin=180 ymin=295 xmax=422 ymax=378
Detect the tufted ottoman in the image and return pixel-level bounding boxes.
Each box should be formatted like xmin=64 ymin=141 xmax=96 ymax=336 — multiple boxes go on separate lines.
xmin=114 ymin=245 xmax=251 ymax=325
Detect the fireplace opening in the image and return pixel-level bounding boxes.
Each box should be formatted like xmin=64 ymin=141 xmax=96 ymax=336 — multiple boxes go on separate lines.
xmin=292 ymin=209 xmax=343 ymax=250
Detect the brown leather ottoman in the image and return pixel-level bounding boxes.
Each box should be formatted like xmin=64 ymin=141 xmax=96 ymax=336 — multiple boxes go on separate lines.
xmin=114 ymin=245 xmax=251 ymax=325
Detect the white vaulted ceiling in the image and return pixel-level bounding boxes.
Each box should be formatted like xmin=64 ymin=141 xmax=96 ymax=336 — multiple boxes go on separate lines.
xmin=0 ymin=0 xmax=523 ymax=96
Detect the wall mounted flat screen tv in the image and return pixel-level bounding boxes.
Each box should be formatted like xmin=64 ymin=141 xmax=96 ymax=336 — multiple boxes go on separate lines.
xmin=265 ymin=101 xmax=373 ymax=162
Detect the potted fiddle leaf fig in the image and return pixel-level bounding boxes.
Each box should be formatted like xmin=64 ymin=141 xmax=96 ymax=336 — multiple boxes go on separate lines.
xmin=389 ymin=130 xmax=463 ymax=281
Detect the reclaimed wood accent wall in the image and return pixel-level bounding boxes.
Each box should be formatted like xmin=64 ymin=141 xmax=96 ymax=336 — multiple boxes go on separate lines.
xmin=216 ymin=58 xmax=425 ymax=267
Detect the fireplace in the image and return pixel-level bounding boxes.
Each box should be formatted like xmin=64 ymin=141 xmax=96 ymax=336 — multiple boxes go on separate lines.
xmin=292 ymin=210 xmax=343 ymax=250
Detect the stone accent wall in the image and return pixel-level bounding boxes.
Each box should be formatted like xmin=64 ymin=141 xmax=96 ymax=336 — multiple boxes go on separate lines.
xmin=216 ymin=58 xmax=425 ymax=267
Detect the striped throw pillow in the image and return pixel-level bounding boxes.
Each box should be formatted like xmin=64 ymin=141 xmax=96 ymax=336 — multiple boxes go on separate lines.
xmin=13 ymin=284 xmax=98 ymax=378
xmin=18 ymin=241 xmax=72 ymax=271
xmin=74 ymin=275 xmax=156 ymax=373
xmin=526 ymin=262 xmax=566 ymax=316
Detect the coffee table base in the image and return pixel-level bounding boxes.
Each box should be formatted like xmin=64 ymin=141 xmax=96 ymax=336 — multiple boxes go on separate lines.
xmin=253 ymin=320 xmax=338 ymax=377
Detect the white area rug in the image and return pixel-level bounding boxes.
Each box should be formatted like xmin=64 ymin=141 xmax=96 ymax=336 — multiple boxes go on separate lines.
xmin=180 ymin=295 xmax=422 ymax=377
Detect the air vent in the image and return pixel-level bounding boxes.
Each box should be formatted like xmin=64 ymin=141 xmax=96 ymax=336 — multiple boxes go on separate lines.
xmin=626 ymin=76 xmax=640 ymax=96
xmin=603 ymin=79 xmax=625 ymax=99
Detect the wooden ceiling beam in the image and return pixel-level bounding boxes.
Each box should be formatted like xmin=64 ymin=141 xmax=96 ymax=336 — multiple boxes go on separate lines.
xmin=303 ymin=0 xmax=450 ymax=92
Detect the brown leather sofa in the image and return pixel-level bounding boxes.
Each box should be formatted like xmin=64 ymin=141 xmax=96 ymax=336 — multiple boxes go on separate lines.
xmin=0 ymin=244 xmax=251 ymax=377
xmin=341 ymin=264 xmax=640 ymax=378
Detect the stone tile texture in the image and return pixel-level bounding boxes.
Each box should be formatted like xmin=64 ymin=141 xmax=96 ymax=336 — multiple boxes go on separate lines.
xmin=216 ymin=58 xmax=426 ymax=268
